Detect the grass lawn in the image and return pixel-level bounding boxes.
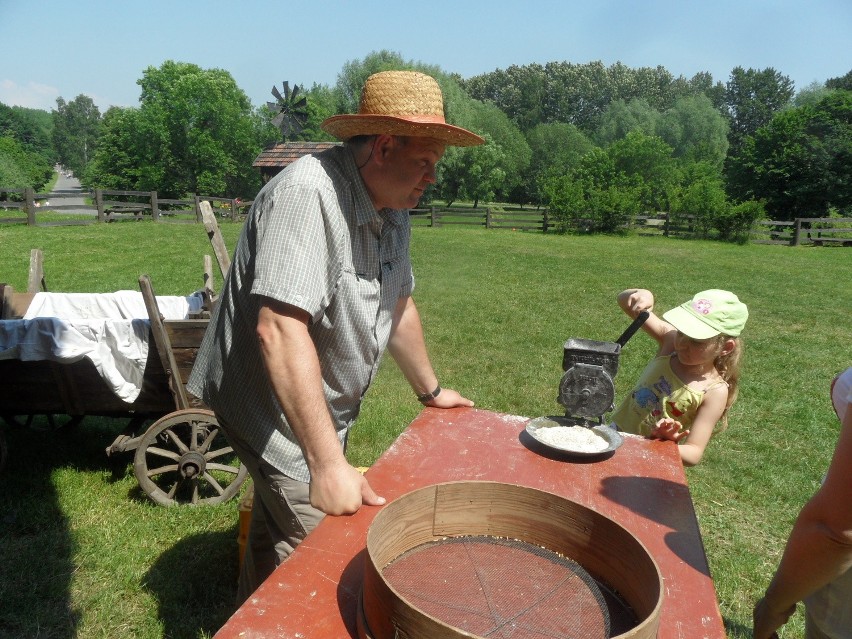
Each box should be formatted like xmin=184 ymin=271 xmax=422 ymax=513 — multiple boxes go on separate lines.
xmin=1 ymin=220 xmax=850 ymax=638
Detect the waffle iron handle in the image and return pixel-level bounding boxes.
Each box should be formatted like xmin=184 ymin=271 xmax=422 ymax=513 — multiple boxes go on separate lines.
xmin=616 ymin=311 xmax=649 ymax=347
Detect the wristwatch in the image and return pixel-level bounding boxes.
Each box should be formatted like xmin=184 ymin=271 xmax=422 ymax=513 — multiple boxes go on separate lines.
xmin=417 ymin=385 xmax=442 ymax=404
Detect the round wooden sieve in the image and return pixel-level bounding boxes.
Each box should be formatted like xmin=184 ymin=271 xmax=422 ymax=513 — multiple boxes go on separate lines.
xmin=359 ymin=481 xmax=663 ymax=639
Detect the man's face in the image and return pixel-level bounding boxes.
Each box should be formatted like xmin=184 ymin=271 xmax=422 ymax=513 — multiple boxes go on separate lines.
xmin=377 ymin=136 xmax=446 ymax=210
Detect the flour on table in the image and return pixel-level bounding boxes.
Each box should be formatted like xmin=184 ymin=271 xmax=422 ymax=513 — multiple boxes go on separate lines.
xmin=536 ymin=425 xmax=609 ymax=453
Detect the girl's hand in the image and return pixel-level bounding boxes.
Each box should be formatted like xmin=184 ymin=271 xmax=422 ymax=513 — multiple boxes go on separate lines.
xmin=620 ymin=289 xmax=655 ymax=317
xmin=650 ymin=418 xmax=689 ymax=442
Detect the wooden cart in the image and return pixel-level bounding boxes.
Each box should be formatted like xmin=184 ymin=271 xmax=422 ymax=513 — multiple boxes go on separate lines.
xmin=0 ymin=253 xmax=246 ymax=506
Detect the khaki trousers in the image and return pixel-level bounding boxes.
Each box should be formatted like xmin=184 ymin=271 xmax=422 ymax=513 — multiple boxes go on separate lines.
xmin=222 ymin=421 xmax=325 ymax=606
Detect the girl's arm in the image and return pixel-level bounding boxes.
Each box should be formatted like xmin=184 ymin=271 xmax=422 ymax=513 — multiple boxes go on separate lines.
xmin=617 ymin=289 xmax=676 ymax=353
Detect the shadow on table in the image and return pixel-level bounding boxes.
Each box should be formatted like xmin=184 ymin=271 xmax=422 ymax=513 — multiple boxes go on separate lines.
xmin=599 ymin=475 xmax=710 ymax=574
xmin=337 ymin=548 xmax=368 ymax=639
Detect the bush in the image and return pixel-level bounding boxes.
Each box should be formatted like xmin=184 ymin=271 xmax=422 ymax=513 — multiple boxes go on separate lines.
xmin=714 ymin=199 xmax=765 ymax=243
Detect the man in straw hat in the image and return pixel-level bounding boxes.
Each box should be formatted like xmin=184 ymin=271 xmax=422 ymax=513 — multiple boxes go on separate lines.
xmin=188 ymin=70 xmax=484 ymax=603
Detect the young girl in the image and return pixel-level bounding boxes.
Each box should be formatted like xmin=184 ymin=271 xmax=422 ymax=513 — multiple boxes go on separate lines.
xmin=609 ymin=288 xmax=748 ymax=466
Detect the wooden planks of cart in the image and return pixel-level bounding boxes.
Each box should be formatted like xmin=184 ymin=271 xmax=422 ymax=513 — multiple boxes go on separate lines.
xmin=0 ymin=249 xmax=247 ymax=506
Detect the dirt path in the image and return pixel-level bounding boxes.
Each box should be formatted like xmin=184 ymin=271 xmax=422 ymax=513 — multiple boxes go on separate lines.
xmin=49 ymin=171 xmax=93 ymax=214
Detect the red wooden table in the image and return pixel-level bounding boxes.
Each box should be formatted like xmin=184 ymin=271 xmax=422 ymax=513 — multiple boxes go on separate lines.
xmin=215 ymin=407 xmax=725 ymax=638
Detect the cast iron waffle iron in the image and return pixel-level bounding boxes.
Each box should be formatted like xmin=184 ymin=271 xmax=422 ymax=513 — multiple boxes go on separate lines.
xmin=526 ymin=312 xmax=649 ymax=457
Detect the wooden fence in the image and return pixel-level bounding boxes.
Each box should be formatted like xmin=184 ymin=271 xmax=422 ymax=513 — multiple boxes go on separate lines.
xmin=409 ymin=208 xmax=697 ymax=237
xmin=2 ymin=186 xmax=850 ymax=246
xmin=749 ymin=217 xmax=852 ymax=246
xmin=409 ymin=206 xmax=552 ymax=232
xmin=0 ymin=187 xmax=252 ymax=226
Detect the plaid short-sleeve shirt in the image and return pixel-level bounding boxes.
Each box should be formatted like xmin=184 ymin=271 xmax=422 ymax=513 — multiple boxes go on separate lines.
xmin=187 ymin=145 xmax=414 ymax=482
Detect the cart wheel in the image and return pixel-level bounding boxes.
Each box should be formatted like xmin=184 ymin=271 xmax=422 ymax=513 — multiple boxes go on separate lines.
xmin=133 ymin=409 xmax=247 ymax=506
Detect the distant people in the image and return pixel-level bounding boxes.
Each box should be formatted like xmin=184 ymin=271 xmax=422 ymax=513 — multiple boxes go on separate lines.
xmin=188 ymin=70 xmax=484 ymax=603
xmin=753 ymin=366 xmax=852 ymax=639
xmin=609 ymin=288 xmax=748 ymax=466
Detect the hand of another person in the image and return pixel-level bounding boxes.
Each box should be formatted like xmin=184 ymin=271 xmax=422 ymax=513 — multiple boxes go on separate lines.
xmin=309 ymin=459 xmax=385 ymax=516
xmin=752 ymin=595 xmax=794 ymax=639
xmin=424 ymin=387 xmax=475 ymax=408
xmin=650 ymin=418 xmax=689 ymax=442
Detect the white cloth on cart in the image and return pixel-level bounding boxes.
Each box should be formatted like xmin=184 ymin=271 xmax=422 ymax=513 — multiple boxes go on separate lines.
xmin=0 ymin=291 xmax=204 ymax=403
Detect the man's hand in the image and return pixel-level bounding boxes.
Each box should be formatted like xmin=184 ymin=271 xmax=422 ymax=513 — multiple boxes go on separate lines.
xmin=309 ymin=459 xmax=385 ymax=516
xmin=423 ymin=387 xmax=474 ymax=408
xmin=752 ymin=595 xmax=793 ymax=639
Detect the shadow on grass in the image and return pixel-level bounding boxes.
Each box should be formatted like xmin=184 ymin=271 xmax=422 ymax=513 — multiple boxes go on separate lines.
xmin=0 ymin=415 xmax=239 ymax=638
xmin=142 ymin=529 xmax=239 ymax=639
xmin=723 ymin=617 xmax=754 ymax=638
xmin=0 ymin=417 xmax=88 ymax=638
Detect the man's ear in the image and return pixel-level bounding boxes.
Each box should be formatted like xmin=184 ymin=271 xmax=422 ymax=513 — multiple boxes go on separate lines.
xmin=371 ymin=134 xmax=395 ymax=165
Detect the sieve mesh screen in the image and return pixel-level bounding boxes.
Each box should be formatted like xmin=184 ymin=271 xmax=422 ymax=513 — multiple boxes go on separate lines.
xmin=381 ymin=535 xmax=634 ymax=638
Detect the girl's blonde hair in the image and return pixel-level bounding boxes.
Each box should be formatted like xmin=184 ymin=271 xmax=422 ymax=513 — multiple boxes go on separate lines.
xmin=714 ymin=336 xmax=744 ymax=431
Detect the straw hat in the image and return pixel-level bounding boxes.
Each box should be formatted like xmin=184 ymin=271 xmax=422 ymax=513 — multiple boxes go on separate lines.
xmin=321 ymin=71 xmax=484 ymax=147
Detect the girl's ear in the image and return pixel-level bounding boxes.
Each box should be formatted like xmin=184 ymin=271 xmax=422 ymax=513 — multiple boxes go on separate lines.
xmin=720 ymin=338 xmax=736 ymax=356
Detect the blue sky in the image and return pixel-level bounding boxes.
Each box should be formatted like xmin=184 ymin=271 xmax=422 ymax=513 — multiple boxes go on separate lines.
xmin=1 ymin=0 xmax=849 ymax=112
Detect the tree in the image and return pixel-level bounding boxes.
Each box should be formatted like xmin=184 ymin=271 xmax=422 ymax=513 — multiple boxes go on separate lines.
xmin=595 ymin=98 xmax=660 ymax=146
xmin=0 ymin=103 xmax=55 ymax=162
xmin=826 ymin=70 xmax=852 ymax=92
xmin=791 ymin=82 xmax=835 ymax=109
xmin=607 ymin=131 xmax=679 ymax=213
xmin=658 ymin=94 xmax=729 ymax=168
xmin=724 ymin=66 xmax=794 ymax=156
xmin=463 ymin=61 xmax=719 ymax=135
xmin=83 ymin=106 xmax=144 ymax=190
xmin=524 ymin=122 xmax=595 ymax=206
xmin=727 ymin=91 xmax=852 ymax=219
xmin=299 ymin=83 xmax=338 ymax=143
xmin=434 ymin=133 xmax=506 ymax=207
xmin=543 ymin=147 xmax=644 ymax=233
xmin=451 ymin=97 xmax=530 ymax=203
xmin=87 ymin=61 xmax=265 ymax=198
xmin=53 ymin=94 xmax=101 ymax=175
xmin=0 ymin=135 xmax=53 ymax=190
xmin=671 ymin=162 xmax=730 ymax=236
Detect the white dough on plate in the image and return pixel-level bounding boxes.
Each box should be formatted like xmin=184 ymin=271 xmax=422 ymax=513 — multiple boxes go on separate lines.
xmin=535 ymin=425 xmax=609 ymax=453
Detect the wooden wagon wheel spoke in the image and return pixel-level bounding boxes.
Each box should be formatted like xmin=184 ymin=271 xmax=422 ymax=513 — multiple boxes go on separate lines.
xmin=206 ymin=446 xmax=236 ymax=462
xmin=144 ymin=463 xmax=180 ymax=477
xmin=206 ymin=462 xmax=242 ymax=475
xmin=202 ymin=472 xmax=226 ymax=496
xmin=133 ymin=409 xmax=247 ymax=506
xmin=145 ymin=446 xmax=182 ymax=462
xmin=196 ymin=424 xmax=220 ymax=454
xmin=163 ymin=426 xmax=191 ymax=454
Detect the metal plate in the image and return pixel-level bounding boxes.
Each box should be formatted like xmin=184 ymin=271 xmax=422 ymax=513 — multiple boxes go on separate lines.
xmin=525 ymin=416 xmax=623 ymax=457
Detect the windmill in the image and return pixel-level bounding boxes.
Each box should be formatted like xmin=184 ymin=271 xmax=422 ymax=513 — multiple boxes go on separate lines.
xmin=267 ymin=81 xmax=308 ymax=141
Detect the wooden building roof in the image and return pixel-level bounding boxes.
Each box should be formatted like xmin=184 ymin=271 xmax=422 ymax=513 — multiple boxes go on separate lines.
xmin=252 ymin=141 xmax=341 ymax=169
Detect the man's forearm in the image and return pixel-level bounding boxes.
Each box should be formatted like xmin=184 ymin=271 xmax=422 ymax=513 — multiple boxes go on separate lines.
xmin=387 ymin=296 xmax=439 ymax=396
